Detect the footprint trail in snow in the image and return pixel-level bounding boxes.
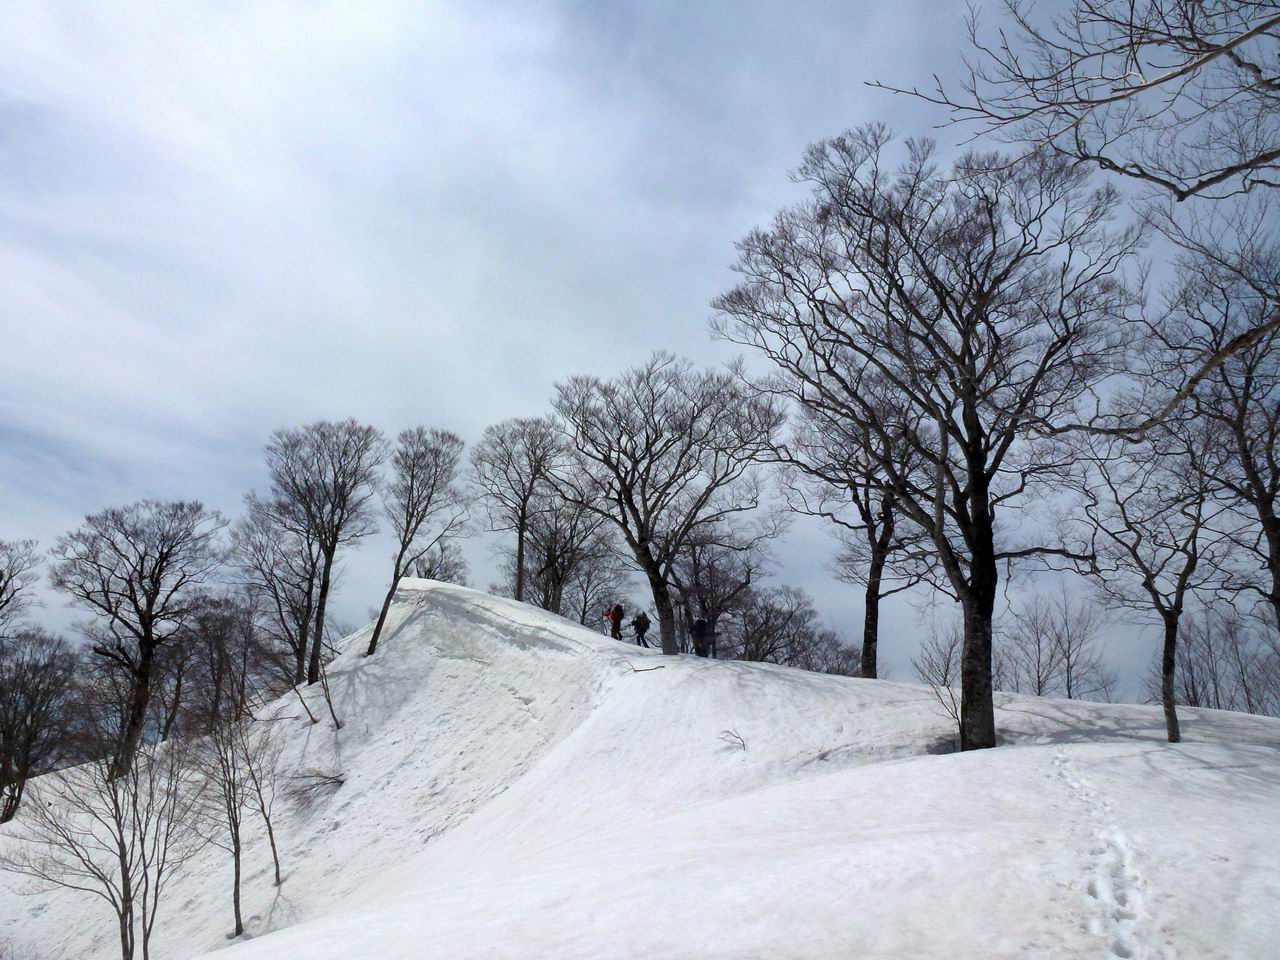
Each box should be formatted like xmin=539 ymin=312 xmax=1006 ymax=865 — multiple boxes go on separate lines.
xmin=1052 ymin=752 xmax=1173 ymax=960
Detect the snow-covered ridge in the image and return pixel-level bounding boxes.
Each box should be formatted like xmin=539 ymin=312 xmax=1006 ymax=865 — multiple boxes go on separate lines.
xmin=3 ymin=580 xmax=1279 ymax=959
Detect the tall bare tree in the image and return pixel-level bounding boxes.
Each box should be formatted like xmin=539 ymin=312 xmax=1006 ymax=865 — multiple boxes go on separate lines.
xmin=670 ymin=519 xmax=781 ymax=657
xmin=515 ymin=493 xmax=614 ymax=617
xmin=714 ymin=127 xmax=1140 ymax=749
xmin=366 ymin=428 xmax=467 ymax=656
xmin=469 ymin=417 xmax=559 ymax=603
xmin=0 ymin=628 xmax=77 ymax=821
xmin=876 ymin=0 xmax=1280 ymax=430
xmin=0 ymin=539 xmax=39 ymax=638
xmin=50 ymin=501 xmax=225 ymax=775
xmin=263 ymin=420 xmax=386 ymax=684
xmin=1065 ymin=425 xmax=1234 ymax=741
xmin=232 ymin=496 xmax=323 ymax=687
xmin=782 ymin=410 xmax=922 ymax=678
xmin=550 ymin=353 xmax=785 ymax=655
xmin=1148 ymin=211 xmax=1280 ymax=631
xmin=880 ymin=0 xmax=1280 ymax=202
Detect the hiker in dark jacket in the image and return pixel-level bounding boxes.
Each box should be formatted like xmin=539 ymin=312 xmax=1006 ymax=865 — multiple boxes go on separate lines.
xmin=630 ymin=611 xmax=651 ymax=648
xmin=604 ymin=602 xmax=624 ymax=640
xmin=691 ymin=616 xmax=711 ymax=657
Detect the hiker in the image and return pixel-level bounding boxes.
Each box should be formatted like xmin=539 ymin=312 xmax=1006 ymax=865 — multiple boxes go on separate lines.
xmin=630 ymin=610 xmax=651 ymax=648
xmin=603 ymin=601 xmax=624 ymax=640
xmin=691 ymin=616 xmax=711 ymax=658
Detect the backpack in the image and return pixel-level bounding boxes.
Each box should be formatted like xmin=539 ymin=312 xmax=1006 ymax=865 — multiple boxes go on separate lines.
xmin=634 ymin=612 xmax=650 ymax=632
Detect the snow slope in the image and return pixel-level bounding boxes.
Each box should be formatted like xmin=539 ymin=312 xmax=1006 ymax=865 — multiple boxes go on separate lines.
xmin=3 ymin=580 xmax=1279 ymax=960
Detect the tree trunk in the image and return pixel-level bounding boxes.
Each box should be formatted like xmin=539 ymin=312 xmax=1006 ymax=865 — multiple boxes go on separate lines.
xmin=642 ymin=570 xmax=678 ymax=656
xmin=118 ymin=908 xmax=134 ymax=960
xmin=292 ymin=626 xmax=307 ymax=687
xmin=1160 ymin=612 xmax=1182 ymax=743
xmin=231 ymin=819 xmax=244 ymax=937
xmin=366 ymin=551 xmax=408 ymax=657
xmin=959 ymin=584 xmax=998 ymax=751
xmin=265 ymin=814 xmax=282 ymax=886
xmin=114 ymin=644 xmax=155 ymax=778
xmin=308 ymin=551 xmax=336 ymax=685
xmin=118 ymin=860 xmax=135 ymax=960
xmin=160 ymin=665 xmax=184 ymax=742
xmin=861 ymin=549 xmax=886 ymax=679
xmin=1261 ymin=512 xmax=1280 ymax=633
xmin=514 ymin=509 xmax=527 ymax=602
xmin=0 ymin=770 xmax=25 ymax=822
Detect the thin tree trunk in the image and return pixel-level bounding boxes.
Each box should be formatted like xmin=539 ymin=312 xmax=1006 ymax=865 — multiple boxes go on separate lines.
xmin=367 ymin=551 xmax=408 ymax=656
xmin=231 ymin=819 xmax=244 ymax=937
xmin=160 ymin=664 xmax=183 ymax=742
xmin=1161 ymin=612 xmax=1182 ymax=743
xmin=119 ymin=862 xmax=135 ymax=960
xmin=265 ymin=815 xmax=282 ymax=886
xmin=308 ymin=552 xmax=335 ymax=685
xmin=514 ymin=511 xmax=528 ymax=602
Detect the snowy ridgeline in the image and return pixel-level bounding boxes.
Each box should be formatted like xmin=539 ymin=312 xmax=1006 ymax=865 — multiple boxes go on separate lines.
xmin=2 ymin=580 xmax=1279 ymax=960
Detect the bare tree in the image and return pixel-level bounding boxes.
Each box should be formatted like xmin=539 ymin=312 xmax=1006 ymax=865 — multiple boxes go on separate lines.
xmin=367 ymin=428 xmax=467 ymax=656
xmin=199 ymin=717 xmax=250 ymax=938
xmin=0 ymin=539 xmax=40 ymax=638
xmin=469 ymin=417 xmax=559 ymax=603
xmin=1004 ymin=596 xmax=1065 ymax=696
xmin=1147 ymin=604 xmax=1280 ymax=715
xmin=724 ymin=585 xmax=857 ymax=674
xmin=238 ymin=720 xmax=286 ymax=888
xmin=550 ymin=353 xmax=785 ymax=655
xmin=714 ymin=127 xmax=1140 ymax=749
xmin=874 ymin=1 xmax=1280 ymax=431
xmin=515 ymin=494 xmax=614 ymax=617
xmin=1148 ymin=215 xmax=1280 ymax=632
xmin=411 ymin=539 xmax=471 ymax=586
xmin=670 ymin=518 xmax=782 ymax=658
xmin=911 ymin=623 xmax=963 ymax=742
xmin=50 ymin=501 xmax=225 ymax=775
xmin=232 ymin=496 xmax=323 ymax=687
xmin=560 ymin=538 xmax=632 ymax=628
xmin=263 ymin=420 xmax=386 ymax=684
xmin=879 ymin=1 xmax=1280 ymax=203
xmin=1 ymin=736 xmax=207 ymax=960
xmin=782 ymin=410 xmax=922 ymax=677
xmin=1065 ymin=425 xmax=1234 ymax=741
xmin=0 ymin=628 xmax=77 ymax=821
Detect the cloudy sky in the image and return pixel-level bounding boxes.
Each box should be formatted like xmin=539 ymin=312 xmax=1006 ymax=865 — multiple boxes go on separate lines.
xmin=0 ymin=0 xmax=1153 ymax=684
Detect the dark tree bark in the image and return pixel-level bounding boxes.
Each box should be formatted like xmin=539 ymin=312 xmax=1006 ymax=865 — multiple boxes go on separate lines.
xmin=1160 ymin=612 xmax=1182 ymax=743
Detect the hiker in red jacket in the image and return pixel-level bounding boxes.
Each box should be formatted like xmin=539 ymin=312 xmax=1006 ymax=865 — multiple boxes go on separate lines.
xmin=603 ymin=602 xmax=624 ymax=640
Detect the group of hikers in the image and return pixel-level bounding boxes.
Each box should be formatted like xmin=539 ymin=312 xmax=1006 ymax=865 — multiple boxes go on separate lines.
xmin=602 ymin=602 xmax=715 ymax=657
